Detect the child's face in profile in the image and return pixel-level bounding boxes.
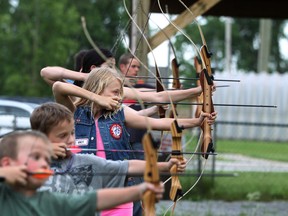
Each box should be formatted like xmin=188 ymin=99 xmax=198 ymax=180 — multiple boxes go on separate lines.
xmin=13 ymin=136 xmax=52 ymax=189
xmin=47 ymin=119 xmax=75 ymax=155
xmin=101 ymin=78 xmax=122 ymax=98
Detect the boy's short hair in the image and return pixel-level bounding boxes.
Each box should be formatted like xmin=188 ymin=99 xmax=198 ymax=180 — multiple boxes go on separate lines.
xmin=0 ymin=130 xmax=50 ymax=160
xmin=118 ymin=53 xmax=134 ymax=66
xmin=30 ymin=102 xmax=74 ymax=135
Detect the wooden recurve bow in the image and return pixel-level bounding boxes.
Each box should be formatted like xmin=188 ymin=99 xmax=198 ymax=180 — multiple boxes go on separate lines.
xmin=169 ymin=120 xmax=184 ymax=203
xmin=194 ymin=56 xmax=203 ymax=118
xmin=199 ymin=45 xmax=215 ymax=159
xmin=142 ymin=132 xmax=160 ymax=216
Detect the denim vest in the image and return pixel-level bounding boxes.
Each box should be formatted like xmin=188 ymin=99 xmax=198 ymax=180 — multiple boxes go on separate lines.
xmin=74 ymin=106 xmax=135 ymax=161
xmin=74 ymin=106 xmax=143 ymax=189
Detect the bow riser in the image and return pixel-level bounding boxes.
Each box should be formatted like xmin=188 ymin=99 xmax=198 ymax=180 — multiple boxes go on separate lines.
xmin=199 ymin=45 xmax=215 ymax=159
xmin=142 ymin=132 xmax=160 ymax=216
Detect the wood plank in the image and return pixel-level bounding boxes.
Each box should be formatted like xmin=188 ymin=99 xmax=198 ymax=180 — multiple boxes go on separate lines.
xmin=148 ymin=0 xmax=221 ymax=50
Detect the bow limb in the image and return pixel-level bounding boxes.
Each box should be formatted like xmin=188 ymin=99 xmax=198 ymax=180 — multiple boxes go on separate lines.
xmin=141 ymin=9 xmax=178 ymax=119
xmin=81 ymin=17 xmax=108 ymax=62
xmin=169 ymin=58 xmax=181 ymax=119
xmin=194 ymin=56 xmax=203 ymax=118
xmin=142 ymin=132 xmax=160 ymax=216
xmin=199 ymin=45 xmax=215 ymax=159
xmin=155 ymin=66 xmax=166 ymax=118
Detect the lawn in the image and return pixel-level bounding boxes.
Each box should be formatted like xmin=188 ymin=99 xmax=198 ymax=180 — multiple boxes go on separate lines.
xmin=215 ymin=139 xmax=288 ymax=162
xmin=177 ymin=137 xmax=288 ymax=201
xmin=180 ymin=172 xmax=288 ymax=201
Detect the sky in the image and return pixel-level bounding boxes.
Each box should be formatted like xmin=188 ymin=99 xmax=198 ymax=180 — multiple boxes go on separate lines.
xmin=147 ymin=14 xmax=171 ymax=67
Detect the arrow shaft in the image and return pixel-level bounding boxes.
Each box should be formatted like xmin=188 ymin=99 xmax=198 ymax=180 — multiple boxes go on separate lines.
xmin=139 ymin=102 xmax=277 ymax=108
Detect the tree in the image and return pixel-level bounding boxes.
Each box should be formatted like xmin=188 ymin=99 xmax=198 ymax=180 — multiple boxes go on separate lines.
xmin=0 ymin=0 xmax=130 ymax=97
xmin=67 ymin=0 xmax=130 ymax=62
xmin=0 ymin=0 xmax=80 ymax=96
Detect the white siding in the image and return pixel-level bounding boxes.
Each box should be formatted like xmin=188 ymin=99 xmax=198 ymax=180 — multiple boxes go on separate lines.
xmin=213 ymin=71 xmax=288 ymax=142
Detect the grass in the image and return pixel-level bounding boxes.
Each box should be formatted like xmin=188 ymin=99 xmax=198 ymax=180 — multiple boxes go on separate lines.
xmin=180 ymin=172 xmax=288 ymax=201
xmin=177 ymin=137 xmax=288 ymax=201
xmin=215 ymin=139 xmax=288 ymax=162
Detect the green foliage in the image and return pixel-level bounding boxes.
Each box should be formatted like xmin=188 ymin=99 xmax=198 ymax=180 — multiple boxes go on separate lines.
xmin=0 ymin=0 xmax=129 ymax=97
xmin=173 ymin=17 xmax=288 ymax=75
xmin=1 ymin=2 xmax=287 ymax=98
xmin=0 ymin=0 xmax=80 ymax=96
xmin=232 ymin=19 xmax=259 ymax=71
xmin=66 ymin=0 xmax=129 ymax=60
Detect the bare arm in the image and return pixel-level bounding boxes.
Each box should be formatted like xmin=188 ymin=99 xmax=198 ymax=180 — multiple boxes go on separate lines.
xmin=96 ymin=182 xmax=164 ymax=211
xmin=52 ymin=81 xmax=120 ymax=113
xmin=136 ymin=106 xmax=157 ymax=116
xmin=123 ymin=86 xmax=202 ymax=103
xmin=40 ymin=66 xmax=87 ymax=86
xmin=124 ymin=106 xmax=217 ymax=131
xmin=136 ymin=105 xmax=169 ymax=117
xmin=123 ymin=104 xmax=167 ymax=117
xmin=127 ymin=158 xmax=187 ymax=175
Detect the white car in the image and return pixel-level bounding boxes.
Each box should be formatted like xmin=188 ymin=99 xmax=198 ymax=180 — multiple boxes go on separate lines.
xmin=0 ymin=99 xmax=39 ymax=137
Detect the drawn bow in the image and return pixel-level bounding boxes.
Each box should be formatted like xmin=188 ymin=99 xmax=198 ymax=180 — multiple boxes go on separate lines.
xmin=142 ymin=132 xmax=160 ymax=216
xmin=199 ymin=45 xmax=215 ymax=159
xmin=169 ymin=120 xmax=184 ymax=206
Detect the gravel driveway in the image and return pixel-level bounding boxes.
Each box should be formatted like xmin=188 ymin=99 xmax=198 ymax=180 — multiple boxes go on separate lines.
xmin=156 ymin=200 xmax=288 ymax=216
xmin=154 ymin=154 xmax=288 ymax=216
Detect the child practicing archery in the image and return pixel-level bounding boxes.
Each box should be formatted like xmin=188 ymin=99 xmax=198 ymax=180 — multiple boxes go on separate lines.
xmin=0 ymin=130 xmax=165 ymax=216
xmin=30 ymin=102 xmax=187 ymax=216
xmin=51 ymin=67 xmax=217 ymax=159
xmin=50 ymin=67 xmax=217 ymax=214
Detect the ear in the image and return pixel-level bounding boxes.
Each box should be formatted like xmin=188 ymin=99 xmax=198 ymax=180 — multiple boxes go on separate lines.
xmin=0 ymin=157 xmax=13 ymax=167
xmin=119 ymin=64 xmax=125 ymax=74
xmin=90 ymin=65 xmax=96 ymax=71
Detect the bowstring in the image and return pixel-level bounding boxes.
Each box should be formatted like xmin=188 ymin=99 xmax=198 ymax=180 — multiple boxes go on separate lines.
xmin=156 ymin=0 xmax=214 ymax=212
xmin=123 ymin=0 xmax=177 ymax=122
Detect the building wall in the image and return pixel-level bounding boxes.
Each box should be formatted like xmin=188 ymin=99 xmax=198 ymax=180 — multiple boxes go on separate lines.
xmin=213 ymin=72 xmax=288 ymax=142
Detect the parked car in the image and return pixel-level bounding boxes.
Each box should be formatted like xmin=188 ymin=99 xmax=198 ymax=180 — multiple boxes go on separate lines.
xmin=0 ymin=99 xmax=39 ymax=137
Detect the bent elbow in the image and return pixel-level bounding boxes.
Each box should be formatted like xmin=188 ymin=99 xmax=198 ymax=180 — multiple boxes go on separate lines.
xmin=40 ymin=67 xmax=49 ymax=78
xmin=52 ymin=81 xmax=63 ymax=93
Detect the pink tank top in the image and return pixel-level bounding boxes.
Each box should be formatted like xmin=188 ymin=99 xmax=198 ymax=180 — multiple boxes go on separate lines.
xmin=95 ymin=119 xmax=106 ymax=158
xmin=95 ymin=119 xmax=133 ymax=216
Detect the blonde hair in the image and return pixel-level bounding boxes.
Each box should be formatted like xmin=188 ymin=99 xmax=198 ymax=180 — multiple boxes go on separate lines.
xmin=74 ymin=67 xmax=124 ymax=117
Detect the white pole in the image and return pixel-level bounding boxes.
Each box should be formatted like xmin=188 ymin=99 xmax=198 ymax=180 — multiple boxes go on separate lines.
xmin=225 ymin=17 xmax=232 ymax=72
